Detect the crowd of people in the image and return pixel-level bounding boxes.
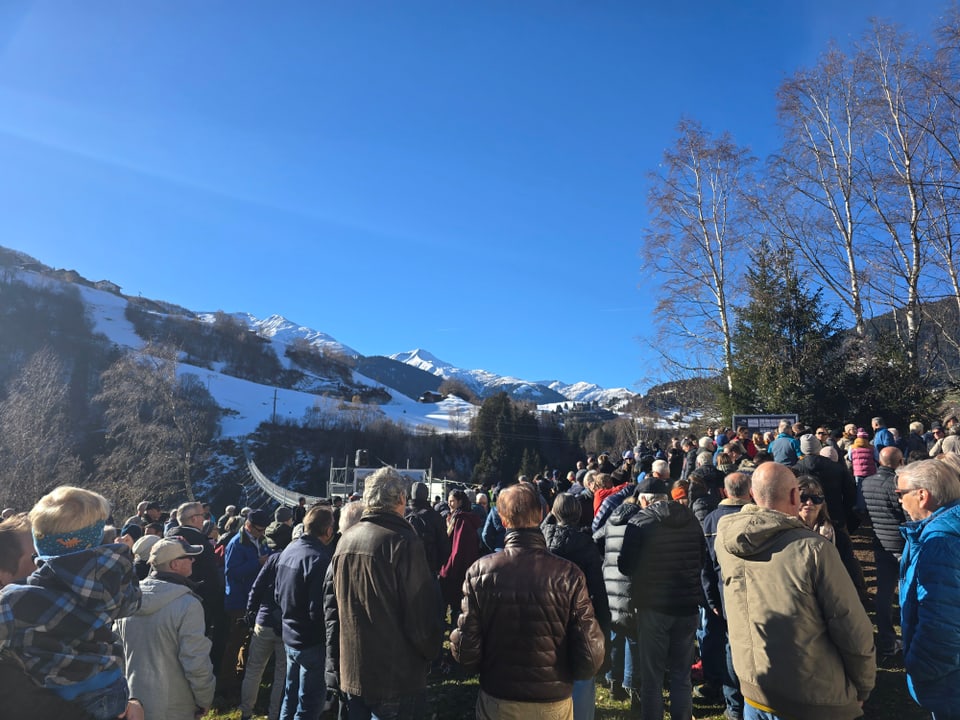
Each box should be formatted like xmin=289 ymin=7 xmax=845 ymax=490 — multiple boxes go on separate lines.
xmin=0 ymin=414 xmax=959 ymax=720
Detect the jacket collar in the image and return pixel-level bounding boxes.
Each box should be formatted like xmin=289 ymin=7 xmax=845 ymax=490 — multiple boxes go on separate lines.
xmin=719 ymin=498 xmax=752 ymax=506
xmin=504 ymin=527 xmax=547 ymax=549
xmin=902 ymin=498 xmax=960 ymax=540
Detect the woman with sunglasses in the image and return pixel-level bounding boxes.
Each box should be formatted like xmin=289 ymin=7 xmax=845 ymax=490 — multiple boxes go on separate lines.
xmin=797 ymin=476 xmax=835 ymax=542
xmin=797 ymin=476 xmax=864 ymax=596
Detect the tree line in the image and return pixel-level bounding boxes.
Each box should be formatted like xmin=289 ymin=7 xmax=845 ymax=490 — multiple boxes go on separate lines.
xmin=643 ymin=8 xmax=960 ymax=426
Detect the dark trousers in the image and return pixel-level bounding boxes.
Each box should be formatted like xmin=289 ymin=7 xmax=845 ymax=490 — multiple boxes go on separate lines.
xmin=217 ymin=609 xmax=250 ymax=699
xmin=874 ymin=544 xmax=900 ymax=655
xmin=698 ymin=606 xmax=726 ymax=685
xmin=723 ymin=636 xmax=744 ymax=719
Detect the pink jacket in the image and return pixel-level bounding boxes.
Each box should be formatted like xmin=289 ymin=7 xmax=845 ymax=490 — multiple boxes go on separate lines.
xmin=849 ymin=446 xmax=876 ymax=478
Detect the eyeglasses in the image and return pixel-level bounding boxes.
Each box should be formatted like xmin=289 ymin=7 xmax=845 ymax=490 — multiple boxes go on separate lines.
xmin=894 ymin=487 xmax=919 ymax=497
xmin=800 ymin=493 xmax=825 ymax=505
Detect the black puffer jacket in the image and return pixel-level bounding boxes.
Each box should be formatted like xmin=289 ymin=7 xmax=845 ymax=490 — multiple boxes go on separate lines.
xmin=405 ymin=500 xmax=451 ymax=575
xmin=619 ymin=500 xmax=706 ymax=615
xmin=542 ymin=521 xmax=611 ymax=633
xmin=450 ymin=528 xmax=605 ymax=703
xmin=862 ymin=465 xmax=906 ymax=555
xmin=593 ymin=500 xmax=642 ymax=629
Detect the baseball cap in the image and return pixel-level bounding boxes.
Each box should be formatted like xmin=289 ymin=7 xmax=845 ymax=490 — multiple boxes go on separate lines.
xmin=150 ymin=536 xmax=204 ymax=566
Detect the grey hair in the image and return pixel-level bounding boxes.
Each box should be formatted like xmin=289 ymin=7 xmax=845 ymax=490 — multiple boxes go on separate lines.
xmin=872 ymin=416 xmax=885 ymax=427
xmin=637 ymin=493 xmax=669 ymax=503
xmin=898 ymin=459 xmax=960 ymax=508
xmin=909 ymin=421 xmax=923 ymax=434
xmin=363 ymin=467 xmax=408 ymax=512
xmin=177 ymin=501 xmax=202 ymax=521
xmin=339 ymin=501 xmax=365 ymax=533
xmin=551 ymin=493 xmax=581 ymax=526
xmin=724 ymin=472 xmax=751 ymax=499
xmin=651 ymin=459 xmax=669 ymax=476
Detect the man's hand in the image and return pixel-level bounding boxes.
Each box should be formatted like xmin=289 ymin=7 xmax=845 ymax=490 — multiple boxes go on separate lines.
xmin=118 ymin=698 xmax=144 ymax=720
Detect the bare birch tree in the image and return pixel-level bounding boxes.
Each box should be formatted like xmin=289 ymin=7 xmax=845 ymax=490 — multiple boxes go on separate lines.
xmin=857 ymin=22 xmax=938 ymax=371
xmin=768 ymin=45 xmax=870 ymax=337
xmin=643 ymin=119 xmax=754 ymax=397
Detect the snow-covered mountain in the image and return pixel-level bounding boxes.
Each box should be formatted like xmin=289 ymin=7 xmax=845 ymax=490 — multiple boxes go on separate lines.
xmin=391 ymin=349 xmax=635 ymax=405
xmin=544 ymin=380 xmax=637 ymax=406
xmin=197 ymin=312 xmax=360 ymax=359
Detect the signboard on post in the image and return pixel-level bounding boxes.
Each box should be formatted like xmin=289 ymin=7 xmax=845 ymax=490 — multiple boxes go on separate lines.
xmin=732 ymin=414 xmax=799 ymax=437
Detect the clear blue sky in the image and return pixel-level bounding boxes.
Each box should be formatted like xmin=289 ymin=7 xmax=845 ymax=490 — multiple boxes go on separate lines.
xmin=0 ymin=1 xmax=946 ymax=392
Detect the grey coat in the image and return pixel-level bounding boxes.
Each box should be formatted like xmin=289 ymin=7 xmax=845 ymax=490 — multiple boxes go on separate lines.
xmin=116 ymin=574 xmax=215 ymax=720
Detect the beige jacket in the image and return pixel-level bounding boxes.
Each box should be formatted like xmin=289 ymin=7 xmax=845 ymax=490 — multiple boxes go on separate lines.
xmin=716 ymin=505 xmax=875 ymax=720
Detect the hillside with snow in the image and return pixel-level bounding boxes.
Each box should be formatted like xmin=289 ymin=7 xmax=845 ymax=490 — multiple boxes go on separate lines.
xmin=5 ymin=252 xmax=636 ymax=442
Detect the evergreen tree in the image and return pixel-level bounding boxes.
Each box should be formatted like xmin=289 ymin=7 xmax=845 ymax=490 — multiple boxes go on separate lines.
xmin=471 ymin=392 xmax=542 ymax=486
xmin=727 ymin=241 xmax=847 ymax=423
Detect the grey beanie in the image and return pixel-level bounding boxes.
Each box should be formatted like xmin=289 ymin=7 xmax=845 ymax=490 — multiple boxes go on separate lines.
xmin=800 ymin=433 xmax=822 ymax=456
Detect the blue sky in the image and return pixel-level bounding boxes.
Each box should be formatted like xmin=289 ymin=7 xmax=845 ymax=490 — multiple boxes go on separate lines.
xmin=0 ymin=1 xmax=947 ymax=392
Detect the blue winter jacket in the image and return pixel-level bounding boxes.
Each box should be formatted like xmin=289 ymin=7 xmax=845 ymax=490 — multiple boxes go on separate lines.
xmin=899 ymin=499 xmax=960 ymax=715
xmin=224 ymin=529 xmax=270 ymax=611
xmin=274 ymin=535 xmax=332 ymax=650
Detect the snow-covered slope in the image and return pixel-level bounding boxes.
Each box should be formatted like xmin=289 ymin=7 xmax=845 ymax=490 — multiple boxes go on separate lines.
xmin=196 ymin=312 xmax=360 ymax=359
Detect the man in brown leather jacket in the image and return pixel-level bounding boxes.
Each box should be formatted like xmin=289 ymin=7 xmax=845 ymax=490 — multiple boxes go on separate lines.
xmin=450 ymin=483 xmax=605 ymax=719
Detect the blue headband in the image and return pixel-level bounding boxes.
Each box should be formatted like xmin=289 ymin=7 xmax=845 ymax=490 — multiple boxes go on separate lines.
xmin=33 ymin=519 xmax=106 ymax=560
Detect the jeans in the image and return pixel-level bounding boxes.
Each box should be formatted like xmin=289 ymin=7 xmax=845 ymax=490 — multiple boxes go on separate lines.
xmin=571 ymin=677 xmax=596 ymax=720
xmin=280 ymin=644 xmax=325 ymax=720
xmin=635 ymin=609 xmax=698 ymax=720
xmin=606 ymin=626 xmax=638 ymax=690
xmin=73 ymin=675 xmax=129 ymax=720
xmin=346 ymin=691 xmax=426 ymax=720
xmin=744 ymin=705 xmax=782 ymax=720
xmin=722 ymin=637 xmax=743 ymax=719
xmin=240 ymin=623 xmax=286 ymax=719
xmin=874 ymin=545 xmax=900 ymax=655
xmin=697 ymin=606 xmax=725 ymax=685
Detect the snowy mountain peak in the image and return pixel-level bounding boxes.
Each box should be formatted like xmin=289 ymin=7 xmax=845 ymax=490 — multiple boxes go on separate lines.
xmin=390 ymin=348 xmax=454 ymax=374
xmin=390 ymin=348 xmax=635 ymax=405
xmin=197 ymin=311 xmax=360 ymax=358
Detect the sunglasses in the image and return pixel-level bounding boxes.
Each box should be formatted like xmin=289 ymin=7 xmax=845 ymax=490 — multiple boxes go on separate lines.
xmin=800 ymin=493 xmax=824 ymax=505
xmin=894 ymin=488 xmax=918 ymax=497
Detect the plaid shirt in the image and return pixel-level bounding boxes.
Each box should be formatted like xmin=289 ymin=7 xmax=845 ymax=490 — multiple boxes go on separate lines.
xmin=0 ymin=543 xmax=141 ymax=692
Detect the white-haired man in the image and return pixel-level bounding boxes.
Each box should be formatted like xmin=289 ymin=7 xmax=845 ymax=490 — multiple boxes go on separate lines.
xmin=328 ymin=467 xmax=443 ymax=717
xmin=897 ymin=459 xmax=960 ymax=717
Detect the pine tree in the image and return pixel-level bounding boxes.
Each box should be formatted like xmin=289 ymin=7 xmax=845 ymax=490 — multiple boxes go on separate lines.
xmin=728 ymin=241 xmax=847 ymax=423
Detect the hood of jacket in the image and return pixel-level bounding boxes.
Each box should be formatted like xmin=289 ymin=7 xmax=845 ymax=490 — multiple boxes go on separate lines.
xmin=31 ymin=543 xmax=135 ymax=612
xmin=716 ymin=504 xmax=809 ymax=559
xmin=607 ymin=499 xmax=641 ymax=527
xmin=136 ymin=574 xmax=197 ymax=616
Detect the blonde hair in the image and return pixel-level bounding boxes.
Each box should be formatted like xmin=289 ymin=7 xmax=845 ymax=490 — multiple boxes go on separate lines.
xmin=29 ymin=486 xmax=110 ymax=536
